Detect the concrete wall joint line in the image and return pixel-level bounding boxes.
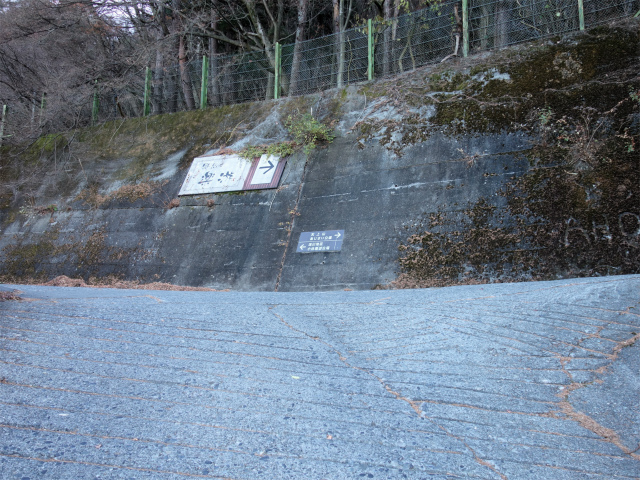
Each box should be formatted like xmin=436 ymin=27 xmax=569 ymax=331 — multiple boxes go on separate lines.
xmin=274 ymin=158 xmax=310 ymax=292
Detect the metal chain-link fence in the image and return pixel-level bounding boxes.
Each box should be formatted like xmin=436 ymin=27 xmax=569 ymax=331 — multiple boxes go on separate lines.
xmin=282 ymin=33 xmax=341 ymax=96
xmin=584 ymin=0 xmax=639 ymax=26
xmin=470 ymin=0 xmax=577 ymax=49
xmin=375 ymin=2 xmax=458 ymax=80
xmin=131 ymin=0 xmax=640 ymax=115
xmin=3 ymin=0 xmax=637 ymax=140
xmin=468 ymin=0 xmax=637 ymax=51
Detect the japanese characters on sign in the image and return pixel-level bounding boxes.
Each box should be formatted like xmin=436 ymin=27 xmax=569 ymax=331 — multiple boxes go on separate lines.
xmin=296 ymin=230 xmax=344 ymax=253
xmin=179 ymin=154 xmax=286 ymax=195
xmin=179 ymin=154 xmax=250 ymax=195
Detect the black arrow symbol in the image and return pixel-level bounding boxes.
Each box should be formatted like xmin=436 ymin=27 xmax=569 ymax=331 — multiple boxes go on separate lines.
xmin=259 ymin=160 xmax=274 ymax=174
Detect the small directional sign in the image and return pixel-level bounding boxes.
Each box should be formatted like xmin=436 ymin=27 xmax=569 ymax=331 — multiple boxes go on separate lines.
xmin=296 ymin=230 xmax=344 ymax=253
xmin=243 ymin=154 xmax=287 ymax=191
xmin=252 ymin=155 xmax=277 ymax=184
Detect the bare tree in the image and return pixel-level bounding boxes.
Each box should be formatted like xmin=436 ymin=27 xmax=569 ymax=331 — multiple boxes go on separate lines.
xmin=0 ymin=0 xmax=137 ymax=140
xmin=288 ymin=0 xmax=309 ymax=95
xmin=333 ymin=0 xmax=353 ymax=88
xmin=0 ymin=0 xmax=388 ymax=134
xmin=208 ymin=5 xmax=220 ymax=106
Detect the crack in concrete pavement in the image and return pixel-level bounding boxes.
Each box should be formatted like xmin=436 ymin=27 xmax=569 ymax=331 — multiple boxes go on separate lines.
xmin=269 ymin=305 xmax=509 ymax=480
xmin=553 ymin=329 xmax=640 ymax=461
xmin=3 ymin=278 xmax=638 ymax=478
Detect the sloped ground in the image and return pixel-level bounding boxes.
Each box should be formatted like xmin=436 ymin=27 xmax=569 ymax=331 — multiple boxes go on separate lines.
xmin=1 ymin=275 xmax=638 ymax=479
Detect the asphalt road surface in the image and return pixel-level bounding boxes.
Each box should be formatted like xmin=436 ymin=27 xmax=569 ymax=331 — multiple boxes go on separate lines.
xmin=1 ymin=276 xmax=639 ymax=479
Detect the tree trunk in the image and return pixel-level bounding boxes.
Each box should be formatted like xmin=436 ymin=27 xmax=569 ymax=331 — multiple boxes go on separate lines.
xmin=152 ymin=30 xmax=164 ymax=114
xmin=209 ymin=8 xmax=220 ymax=106
xmin=494 ymin=0 xmax=508 ymax=49
xmin=221 ymin=62 xmax=232 ymax=105
xmin=266 ymin=71 xmax=274 ymax=101
xmin=169 ymin=0 xmax=194 ymax=110
xmin=392 ymin=0 xmax=400 ymax=69
xmin=333 ymin=0 xmax=345 ymax=88
xmin=397 ymin=23 xmax=416 ymax=72
xmin=178 ymin=35 xmax=195 ymax=110
xmin=479 ymin=4 xmax=489 ymax=51
xmin=289 ymin=0 xmax=308 ymax=96
xmin=241 ymin=0 xmax=277 ymax=100
xmin=383 ymin=0 xmax=392 ymax=76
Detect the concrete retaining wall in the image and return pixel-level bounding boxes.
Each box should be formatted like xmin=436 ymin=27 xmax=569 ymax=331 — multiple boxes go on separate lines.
xmin=2 ymin=22 xmax=638 ymax=290
xmin=0 ymin=127 xmax=530 ymax=291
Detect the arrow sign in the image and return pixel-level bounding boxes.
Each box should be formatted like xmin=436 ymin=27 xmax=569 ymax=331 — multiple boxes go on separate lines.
xmin=248 ymin=154 xmax=282 ymax=187
xmin=298 ymin=230 xmax=345 ymax=242
xmin=180 ymin=153 xmax=285 ymax=195
xmin=296 ymin=230 xmax=344 ymax=253
xmin=259 ymin=160 xmax=274 ymax=174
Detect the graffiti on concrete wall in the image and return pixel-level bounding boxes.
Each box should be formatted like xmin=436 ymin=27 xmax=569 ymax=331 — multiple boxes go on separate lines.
xmin=564 ymin=213 xmax=640 ymax=247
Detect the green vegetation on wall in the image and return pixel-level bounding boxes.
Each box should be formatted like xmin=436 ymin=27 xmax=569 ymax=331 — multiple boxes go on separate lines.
xmin=357 ymin=25 xmax=639 ymax=155
xmin=395 ymin=23 xmax=640 ymax=287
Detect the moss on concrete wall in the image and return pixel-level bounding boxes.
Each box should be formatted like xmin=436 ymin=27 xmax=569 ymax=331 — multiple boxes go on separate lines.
xmin=357 ymin=23 xmax=638 ymax=150
xmin=0 ymin=20 xmax=638 ymax=289
xmin=395 ymin=21 xmax=640 ymax=287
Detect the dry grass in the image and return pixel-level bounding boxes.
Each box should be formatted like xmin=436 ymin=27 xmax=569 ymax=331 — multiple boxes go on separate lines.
xmin=40 ymin=275 xmax=227 ymax=291
xmin=388 ymin=272 xmax=491 ymax=289
xmin=165 ymin=198 xmax=180 ymax=209
xmin=0 ymin=290 xmax=21 ymax=301
xmin=111 ymin=182 xmax=160 ymax=202
xmin=76 ymin=180 xmax=166 ymax=208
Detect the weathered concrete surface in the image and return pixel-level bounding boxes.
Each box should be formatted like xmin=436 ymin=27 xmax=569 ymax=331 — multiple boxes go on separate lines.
xmin=0 ymin=127 xmax=530 ymax=291
xmin=0 ymin=125 xmax=529 ymax=291
xmin=278 ymin=132 xmax=530 ymax=291
xmin=1 ymin=22 xmax=638 ymax=290
xmin=1 ymin=275 xmax=639 ymax=479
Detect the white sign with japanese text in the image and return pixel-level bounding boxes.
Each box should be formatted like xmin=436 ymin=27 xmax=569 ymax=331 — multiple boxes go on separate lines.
xmin=179 ymin=154 xmax=252 ymax=195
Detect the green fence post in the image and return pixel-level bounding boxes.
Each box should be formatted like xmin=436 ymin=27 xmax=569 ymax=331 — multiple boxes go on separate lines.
xmin=92 ymin=81 xmax=99 ymax=126
xmin=143 ymin=66 xmax=152 ymax=116
xmin=200 ymin=56 xmax=209 ymax=110
xmin=0 ymin=105 xmax=7 ymax=148
xmin=367 ymin=19 xmax=374 ymax=81
xmin=274 ymin=43 xmax=281 ymax=100
xmin=578 ymin=0 xmax=585 ymax=30
xmin=462 ymin=0 xmax=469 ymax=57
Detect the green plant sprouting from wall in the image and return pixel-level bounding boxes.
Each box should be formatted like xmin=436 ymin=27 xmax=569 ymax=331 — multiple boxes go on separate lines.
xmin=240 ymin=113 xmax=335 ymax=159
xmin=538 ymin=107 xmax=554 ymax=126
xmin=285 ymin=113 xmax=335 ymax=155
xmin=240 ymin=141 xmax=296 ymax=160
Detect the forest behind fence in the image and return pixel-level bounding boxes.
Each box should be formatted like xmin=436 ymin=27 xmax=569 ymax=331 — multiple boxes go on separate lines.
xmin=1 ymin=0 xmax=637 ymax=146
